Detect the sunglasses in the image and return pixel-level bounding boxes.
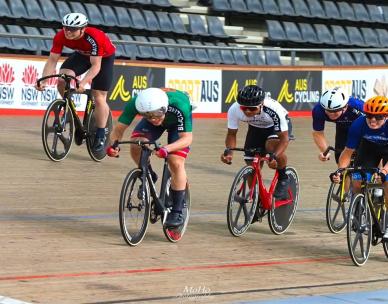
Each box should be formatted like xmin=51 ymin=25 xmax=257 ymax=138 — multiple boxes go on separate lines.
xmin=325 ymin=108 xmax=343 ymax=114
xmin=366 ymin=114 xmax=386 ymax=121
xmin=63 ymin=26 xmax=80 ymax=32
xmin=240 ymin=105 xmax=260 ymax=112
xmin=140 ymin=111 xmax=166 ymax=120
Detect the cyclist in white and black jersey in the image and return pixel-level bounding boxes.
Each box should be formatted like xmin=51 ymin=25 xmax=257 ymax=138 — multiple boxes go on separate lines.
xmin=221 ymin=85 xmax=293 ymax=200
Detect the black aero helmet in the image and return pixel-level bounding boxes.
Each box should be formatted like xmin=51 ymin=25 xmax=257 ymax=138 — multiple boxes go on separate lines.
xmin=237 ymin=85 xmax=265 ymax=106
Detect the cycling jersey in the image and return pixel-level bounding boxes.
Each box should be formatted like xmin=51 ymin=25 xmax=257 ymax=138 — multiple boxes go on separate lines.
xmin=347 ymin=117 xmax=388 ymax=149
xmin=312 ymin=97 xmax=364 ymax=132
xmin=227 ymin=97 xmax=289 ymax=132
xmin=51 ymin=27 xmax=115 ymax=57
xmin=118 ymin=89 xmax=193 ymax=132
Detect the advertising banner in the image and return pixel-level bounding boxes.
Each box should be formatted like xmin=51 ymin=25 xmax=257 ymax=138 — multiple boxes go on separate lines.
xmin=108 ymin=66 xmax=165 ymax=111
xmin=165 ymin=68 xmax=222 ymax=113
xmin=222 ymin=70 xmax=322 ymax=113
xmin=322 ymin=69 xmax=388 ymax=100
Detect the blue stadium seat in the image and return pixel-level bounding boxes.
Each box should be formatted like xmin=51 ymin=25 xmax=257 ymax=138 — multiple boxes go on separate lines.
xmin=163 ymin=38 xmax=182 ymax=62
xmin=322 ymin=1 xmax=340 ymax=20
xmin=133 ymin=36 xmax=154 ymax=59
xmin=218 ymin=42 xmax=235 ymax=65
xmin=265 ymin=50 xmax=282 ymax=65
xmin=298 ymin=23 xmax=320 ymax=44
xmin=305 ymin=0 xmax=326 ymax=18
xmin=169 ymin=13 xmax=190 ymax=35
xmin=149 ymin=37 xmax=169 ymax=61
xmin=263 ymin=0 xmax=281 ymax=15
xmin=266 ymin=20 xmax=287 ymax=42
xmin=291 ymin=0 xmax=309 ymax=17
xmin=0 ymin=0 xmax=12 ymax=18
xmin=69 ymin=2 xmax=87 ymax=17
xmin=313 ymin=24 xmax=334 ymax=44
xmin=361 ymin=28 xmax=379 ymax=47
xmin=376 ymin=29 xmax=388 ymax=47
xmin=233 ymin=49 xmax=248 ymax=65
xmin=246 ymin=47 xmax=266 ymax=65
xmin=346 ymin=26 xmax=366 ymax=46
xmin=8 ymin=0 xmax=29 ymax=19
xmin=245 ymin=0 xmax=264 ymax=14
xmin=230 ymin=0 xmax=250 ymax=13
xmin=382 ymin=6 xmax=388 ymax=23
xmin=119 ymin=34 xmax=138 ymax=59
xmin=55 ymin=1 xmax=72 ymax=19
xmin=207 ymin=16 xmax=229 ymax=39
xmin=212 ymin=0 xmax=232 ymax=12
xmin=337 ymin=2 xmax=356 ymax=21
xmin=191 ymin=40 xmax=210 ymax=63
xmin=40 ymin=27 xmax=57 ymax=52
xmin=366 ymin=5 xmax=385 ymax=23
xmin=6 ymin=25 xmax=31 ymax=51
xmin=282 ymin=21 xmax=303 ymax=43
xmin=204 ymin=42 xmax=222 ymax=64
xmin=368 ymin=53 xmax=385 ymax=65
xmin=128 ymin=8 xmax=148 ymax=31
xmin=330 ymin=25 xmax=350 ymax=46
xmin=84 ymin=3 xmax=105 ymax=27
xmin=0 ymin=25 xmax=14 ymax=49
xmin=99 ymin=5 xmax=119 ymax=27
xmin=338 ymin=52 xmax=355 ymax=65
xmin=38 ymin=0 xmax=60 ymax=22
xmin=188 ymin=14 xmax=210 ymax=37
xmin=322 ymin=52 xmax=340 ymax=66
xmin=352 ymin=3 xmax=370 ymax=22
xmin=155 ymin=11 xmax=173 ymax=33
xmin=24 ymin=26 xmax=49 ymax=54
xmin=176 ymin=39 xmax=196 ymax=62
xmin=352 ymin=52 xmax=371 ymax=65
xmin=114 ymin=7 xmax=133 ymax=28
xmin=27 ymin=0 xmax=45 ymax=20
xmin=143 ymin=10 xmax=160 ymax=32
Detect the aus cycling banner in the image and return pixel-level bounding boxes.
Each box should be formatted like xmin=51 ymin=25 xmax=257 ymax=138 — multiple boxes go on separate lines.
xmin=108 ymin=65 xmax=165 ymax=111
xmin=222 ymin=70 xmax=322 ymax=113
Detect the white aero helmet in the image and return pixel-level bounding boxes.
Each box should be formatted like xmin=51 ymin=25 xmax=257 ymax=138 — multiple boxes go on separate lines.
xmin=62 ymin=13 xmax=88 ymax=28
xmin=320 ymin=86 xmax=349 ymax=112
xmin=135 ymin=88 xmax=168 ymax=114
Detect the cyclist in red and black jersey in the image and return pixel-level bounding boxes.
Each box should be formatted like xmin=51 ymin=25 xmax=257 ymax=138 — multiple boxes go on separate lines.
xmin=35 ymin=12 xmax=116 ymax=153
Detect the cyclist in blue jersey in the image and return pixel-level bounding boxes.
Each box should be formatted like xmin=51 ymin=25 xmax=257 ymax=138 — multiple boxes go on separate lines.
xmin=312 ymin=87 xmax=364 ymax=163
xmin=107 ymin=88 xmax=193 ymax=228
xmin=331 ymin=96 xmax=388 ymax=239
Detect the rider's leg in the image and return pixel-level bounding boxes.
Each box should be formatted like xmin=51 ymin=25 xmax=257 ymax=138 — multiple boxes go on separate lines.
xmin=57 ymin=68 xmax=75 ymax=97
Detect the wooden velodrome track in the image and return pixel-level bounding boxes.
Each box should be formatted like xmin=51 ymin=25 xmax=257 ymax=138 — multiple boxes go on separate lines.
xmin=1 ymin=115 xmax=388 ymax=304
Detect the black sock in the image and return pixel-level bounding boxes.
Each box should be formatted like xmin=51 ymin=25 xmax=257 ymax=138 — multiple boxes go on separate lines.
xmin=277 ymin=168 xmax=287 ymax=180
xmin=96 ymin=128 xmax=105 ymax=138
xmin=171 ymin=189 xmax=185 ymax=213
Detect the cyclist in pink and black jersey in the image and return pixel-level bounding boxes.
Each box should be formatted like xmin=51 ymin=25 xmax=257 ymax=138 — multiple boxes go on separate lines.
xmin=35 ymin=12 xmax=115 ymax=154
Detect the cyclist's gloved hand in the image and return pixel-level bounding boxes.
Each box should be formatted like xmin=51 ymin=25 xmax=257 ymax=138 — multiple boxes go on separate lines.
xmin=106 ymin=140 xmax=120 ymax=158
xmin=221 ymin=148 xmax=232 ymax=165
xmin=330 ymin=168 xmax=343 ymax=183
xmin=155 ymin=147 xmax=169 ymax=159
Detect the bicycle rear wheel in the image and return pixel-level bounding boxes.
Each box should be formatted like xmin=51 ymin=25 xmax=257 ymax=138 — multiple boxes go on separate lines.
xmin=268 ymin=167 xmax=299 ymax=235
xmin=347 ymin=193 xmax=372 ymax=266
xmin=163 ymin=182 xmax=191 ymax=243
xmin=326 ymin=181 xmax=350 ymax=234
xmin=86 ymin=108 xmax=113 ymax=162
xmin=41 ymin=99 xmax=74 ymax=161
xmin=119 ymin=168 xmax=150 ymax=246
xmin=227 ymin=166 xmax=258 ymax=237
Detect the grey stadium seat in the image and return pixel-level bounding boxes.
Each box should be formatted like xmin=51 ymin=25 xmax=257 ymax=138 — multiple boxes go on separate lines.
xmin=232 ymin=49 xmax=249 ymax=65
xmin=366 ymin=5 xmax=385 ymax=23
xmin=27 ymin=0 xmax=45 ymax=20
xmin=69 ymin=2 xmax=87 ymax=17
xmin=151 ymin=0 xmax=173 ymax=8
xmin=346 ymin=26 xmax=366 ymax=47
xmin=382 ymin=6 xmax=388 ymax=23
xmin=55 ymin=1 xmax=72 ymax=19
xmin=291 ymin=0 xmax=310 ymax=17
xmin=338 ymin=52 xmax=355 ymax=65
xmin=314 ymin=24 xmax=334 ymax=44
xmin=298 ymin=23 xmax=320 ymax=44
xmin=107 ymin=33 xmax=125 ymax=58
xmin=305 ymin=0 xmax=326 ymax=18
xmin=266 ymin=20 xmax=287 ymax=42
xmin=207 ymin=16 xmax=229 ymax=39
xmin=246 ymin=0 xmax=264 ymax=14
xmin=6 ymin=25 xmax=31 ymax=51
xmin=246 ymin=48 xmax=266 ymax=65
xmin=188 ymin=14 xmax=210 ymax=37
xmin=155 ymin=11 xmax=173 ymax=33
xmin=176 ymin=39 xmax=196 ymax=62
xmin=368 ymin=53 xmax=385 ymax=65
xmin=360 ymin=28 xmax=379 ymax=47
xmin=0 ymin=0 xmax=12 ymax=18
xmin=218 ymin=42 xmax=235 ymax=64
xmin=99 ymin=5 xmax=119 ymax=27
xmin=143 ymin=10 xmax=160 ymax=32
xmin=8 ymin=0 xmax=29 ymax=19
xmin=212 ymin=0 xmax=232 ymax=12
xmin=351 ymin=3 xmax=370 ymax=22
xmin=24 ymin=26 xmax=49 ymax=53
xmin=322 ymin=1 xmax=340 ymax=20
xmin=191 ymin=40 xmax=210 ymax=63
xmin=265 ymin=50 xmax=282 ymax=65
xmin=330 ymin=25 xmax=350 ymax=46
xmin=128 ymin=8 xmax=147 ymax=31
xmin=283 ymin=21 xmax=303 ymax=43
xmin=262 ymin=0 xmax=281 ymax=15
xmin=337 ymin=2 xmax=356 ymax=21
xmin=149 ymin=37 xmax=169 ymax=61
xmin=133 ymin=36 xmax=154 ymax=59
xmin=169 ymin=13 xmax=190 ymax=35
xmin=38 ymin=0 xmax=60 ymax=22
xmin=114 ymin=7 xmax=133 ymax=28
xmin=84 ymin=3 xmax=105 ymax=27
xmin=163 ymin=38 xmax=182 ymax=62
xmin=322 ymin=52 xmax=340 ymax=66
xmin=0 ymin=25 xmax=14 ymax=49
xmin=353 ymin=52 xmax=371 ymax=65
xmin=119 ymin=34 xmax=138 ymax=59
xmin=278 ymin=0 xmax=297 ymax=16
xmin=204 ymin=42 xmax=222 ymax=64
xmin=230 ymin=0 xmax=250 ymax=13
xmin=40 ymin=27 xmax=56 ymax=51
xmin=376 ymin=29 xmax=388 ymax=47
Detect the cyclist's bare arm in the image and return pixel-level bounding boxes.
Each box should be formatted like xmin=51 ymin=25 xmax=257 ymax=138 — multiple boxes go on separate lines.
xmin=331 ymin=147 xmax=354 ymax=183
xmin=221 ymin=128 xmax=237 ymax=164
xmin=110 ymin=122 xmax=128 ymax=144
xmin=35 ymin=53 xmax=60 ymax=91
xmin=312 ymin=130 xmax=330 ymax=161
xmin=164 ymin=132 xmax=192 ymax=153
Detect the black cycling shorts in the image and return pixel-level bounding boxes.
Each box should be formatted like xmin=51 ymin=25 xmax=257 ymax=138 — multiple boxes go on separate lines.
xmin=334 ymin=125 xmax=349 ymax=163
xmin=60 ymin=52 xmax=115 ymax=91
xmin=354 ymin=139 xmax=388 ymax=168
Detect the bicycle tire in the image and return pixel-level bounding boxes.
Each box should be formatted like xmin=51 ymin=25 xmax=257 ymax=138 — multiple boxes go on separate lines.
xmin=383 ymin=241 xmax=388 ymax=258
xmin=163 ymin=182 xmax=191 ymax=243
xmin=326 ymin=181 xmax=349 ymax=234
xmin=86 ymin=108 xmax=113 ymax=162
xmin=346 ymin=193 xmax=372 ymax=266
xmin=119 ymin=169 xmax=151 ymax=246
xmin=268 ymin=167 xmax=299 ymax=235
xmin=41 ymin=99 xmax=74 ymax=162
xmin=227 ymin=166 xmax=258 ymax=237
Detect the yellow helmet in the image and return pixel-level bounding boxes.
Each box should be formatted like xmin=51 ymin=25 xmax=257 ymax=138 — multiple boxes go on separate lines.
xmin=363 ymin=96 xmax=388 ymax=114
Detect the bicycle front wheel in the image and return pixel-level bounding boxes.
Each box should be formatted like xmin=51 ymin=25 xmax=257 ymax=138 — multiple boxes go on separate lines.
xmin=227 ymin=166 xmax=258 ymax=237
xmin=326 ymin=181 xmax=349 ymax=234
xmin=86 ymin=107 xmax=113 ymax=162
xmin=347 ymin=193 xmax=372 ymax=266
xmin=268 ymin=167 xmax=299 ymax=235
xmin=119 ymin=169 xmax=150 ymax=246
xmin=41 ymin=99 xmax=74 ymax=161
xmin=163 ymin=181 xmax=191 ymax=243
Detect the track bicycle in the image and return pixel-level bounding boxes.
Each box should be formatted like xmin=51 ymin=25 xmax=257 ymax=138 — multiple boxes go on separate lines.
xmin=342 ymin=167 xmax=388 ymax=266
xmin=324 ymin=146 xmax=354 ymax=234
xmin=225 ymin=147 xmax=299 ymax=236
xmin=37 ymin=74 xmax=113 ymax=162
xmin=115 ymin=140 xmax=191 ymax=246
